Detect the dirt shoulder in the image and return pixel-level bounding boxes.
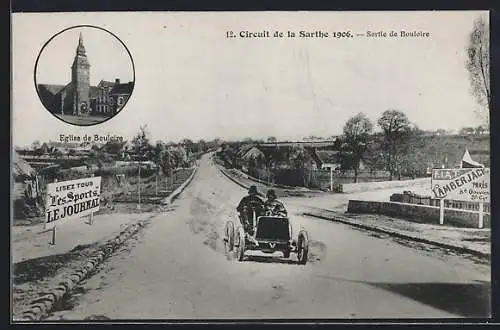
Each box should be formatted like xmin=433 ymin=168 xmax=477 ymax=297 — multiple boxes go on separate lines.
xmin=11 ymin=210 xmax=161 ymax=319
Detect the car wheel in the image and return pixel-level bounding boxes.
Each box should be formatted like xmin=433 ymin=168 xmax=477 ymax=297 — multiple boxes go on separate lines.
xmin=234 ymin=225 xmax=246 ymax=261
xmin=297 ymin=230 xmax=309 ymax=265
xmin=223 ymin=221 xmax=235 ymax=257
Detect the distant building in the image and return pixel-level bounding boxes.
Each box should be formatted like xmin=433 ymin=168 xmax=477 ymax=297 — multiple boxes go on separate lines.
xmin=37 ymin=33 xmax=134 ymax=117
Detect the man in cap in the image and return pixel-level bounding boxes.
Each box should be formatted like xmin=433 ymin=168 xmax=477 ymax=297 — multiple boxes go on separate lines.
xmin=264 ymin=189 xmax=288 ymax=217
xmin=237 ymin=185 xmax=264 ymax=242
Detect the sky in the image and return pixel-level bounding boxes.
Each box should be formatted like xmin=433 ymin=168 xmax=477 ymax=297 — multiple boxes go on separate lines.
xmin=12 ymin=11 xmax=489 ymax=147
xmin=35 ymin=26 xmax=134 ymax=87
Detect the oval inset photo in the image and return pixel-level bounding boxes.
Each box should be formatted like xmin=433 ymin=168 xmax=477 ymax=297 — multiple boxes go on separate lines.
xmin=35 ymin=25 xmax=135 ymax=126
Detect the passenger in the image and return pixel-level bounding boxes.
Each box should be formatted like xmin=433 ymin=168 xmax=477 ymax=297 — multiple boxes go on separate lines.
xmin=236 ymin=185 xmax=264 ymax=239
xmin=264 ymin=189 xmax=288 ymax=217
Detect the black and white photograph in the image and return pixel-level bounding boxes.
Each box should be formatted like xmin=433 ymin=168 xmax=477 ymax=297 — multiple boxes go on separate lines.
xmin=34 ymin=25 xmax=135 ymax=126
xmin=11 ymin=11 xmax=491 ymax=321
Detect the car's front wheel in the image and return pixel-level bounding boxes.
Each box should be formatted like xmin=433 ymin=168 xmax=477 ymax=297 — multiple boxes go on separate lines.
xmin=297 ymin=230 xmax=309 ymax=265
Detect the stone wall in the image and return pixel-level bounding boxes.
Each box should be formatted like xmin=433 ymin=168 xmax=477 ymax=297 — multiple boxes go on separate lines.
xmin=347 ymin=200 xmax=490 ymax=228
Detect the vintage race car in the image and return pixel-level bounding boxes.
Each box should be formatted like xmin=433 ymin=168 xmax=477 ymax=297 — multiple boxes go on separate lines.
xmin=223 ymin=206 xmax=309 ymax=264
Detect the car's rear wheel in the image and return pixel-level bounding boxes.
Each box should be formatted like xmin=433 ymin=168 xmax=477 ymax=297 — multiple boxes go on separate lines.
xmin=223 ymin=221 xmax=235 ymax=258
xmin=234 ymin=226 xmax=246 ymax=261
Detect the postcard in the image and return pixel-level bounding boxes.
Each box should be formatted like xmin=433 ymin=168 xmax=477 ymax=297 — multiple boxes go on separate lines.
xmin=11 ymin=11 xmax=491 ymax=321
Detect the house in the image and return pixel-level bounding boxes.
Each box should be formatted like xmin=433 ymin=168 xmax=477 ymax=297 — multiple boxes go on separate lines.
xmin=12 ymin=150 xmax=40 ymax=201
xmin=241 ymin=147 xmax=265 ymax=162
xmin=315 ymin=150 xmax=342 ymax=171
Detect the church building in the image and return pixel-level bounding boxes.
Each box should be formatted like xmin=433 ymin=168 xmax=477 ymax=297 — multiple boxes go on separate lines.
xmin=37 ymin=33 xmax=134 ymax=117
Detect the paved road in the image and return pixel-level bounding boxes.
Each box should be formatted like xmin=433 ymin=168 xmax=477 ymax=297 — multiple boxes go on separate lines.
xmin=51 ymin=154 xmax=490 ymax=320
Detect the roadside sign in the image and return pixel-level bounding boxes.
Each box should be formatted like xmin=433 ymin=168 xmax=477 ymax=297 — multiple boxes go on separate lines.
xmin=44 ymin=176 xmax=102 ymax=230
xmin=431 ymin=168 xmax=489 ymax=203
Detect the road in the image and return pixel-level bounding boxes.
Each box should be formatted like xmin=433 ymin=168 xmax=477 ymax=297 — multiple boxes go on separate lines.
xmin=50 ymin=154 xmax=490 ymax=320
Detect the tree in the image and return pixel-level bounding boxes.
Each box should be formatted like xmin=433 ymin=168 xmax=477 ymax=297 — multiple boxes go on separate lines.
xmin=153 ymin=141 xmax=166 ymax=164
xmin=399 ymin=126 xmax=426 ymax=179
xmin=465 ymin=15 xmax=490 ymax=123
xmin=242 ymin=137 xmax=255 ymax=144
xmin=31 ymin=140 xmax=41 ymax=150
xmin=475 ymin=125 xmax=486 ymax=135
xmin=267 ymin=136 xmax=277 ymax=143
xmin=377 ymin=110 xmax=412 ymax=180
xmin=303 ymin=135 xmax=322 ymax=142
xmin=363 ymin=136 xmax=386 ymax=173
xmin=53 ymin=148 xmax=63 ymax=159
xmin=210 ymin=138 xmax=222 ymax=148
xmin=157 ymin=147 xmax=176 ymax=178
xmin=196 ymin=139 xmax=207 ymax=153
xmin=101 ymin=140 xmax=126 ymax=156
xmin=180 ymin=138 xmax=194 ymax=154
xmin=435 ymin=129 xmax=447 ymax=136
xmin=131 ymin=125 xmax=154 ymax=160
xmin=33 ymin=147 xmax=44 ymax=157
xmin=289 ymin=145 xmax=314 ymax=186
xmin=459 ymin=126 xmax=476 ymax=135
xmin=340 ymin=113 xmax=373 ymax=182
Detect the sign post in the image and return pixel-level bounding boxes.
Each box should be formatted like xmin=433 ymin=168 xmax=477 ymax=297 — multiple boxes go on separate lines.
xmin=330 ymin=167 xmax=333 ymax=192
xmin=50 ymin=226 xmax=56 ymax=245
xmin=86 ymin=212 xmax=94 ymax=225
xmin=431 ymin=168 xmax=490 ymax=227
xmin=44 ymin=176 xmax=102 ymax=239
xmin=47 ymin=178 xmax=58 ymax=245
xmin=478 ymin=202 xmax=484 ymax=229
xmin=439 ymin=198 xmax=444 ymax=225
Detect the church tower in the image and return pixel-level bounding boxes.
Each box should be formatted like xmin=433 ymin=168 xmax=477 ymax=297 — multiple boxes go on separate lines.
xmin=71 ymin=32 xmax=90 ymax=115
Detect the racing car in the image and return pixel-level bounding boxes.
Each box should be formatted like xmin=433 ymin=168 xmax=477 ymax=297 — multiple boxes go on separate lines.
xmin=223 ymin=205 xmax=309 ymax=264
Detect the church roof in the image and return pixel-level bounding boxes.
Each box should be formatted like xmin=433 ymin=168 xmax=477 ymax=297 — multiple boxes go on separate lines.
xmin=76 ymin=32 xmax=87 ymax=56
xmin=97 ymin=80 xmax=115 ymax=88
xmin=242 ymin=147 xmax=265 ymax=161
xmin=316 ymin=150 xmax=342 ymax=164
xmin=37 ymin=84 xmax=67 ymax=95
xmin=89 ymin=86 xmax=100 ymax=98
xmin=111 ymin=82 xmax=134 ymax=95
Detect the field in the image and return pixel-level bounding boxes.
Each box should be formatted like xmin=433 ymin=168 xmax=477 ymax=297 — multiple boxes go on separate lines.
xmin=417 ymin=134 xmax=490 ymax=167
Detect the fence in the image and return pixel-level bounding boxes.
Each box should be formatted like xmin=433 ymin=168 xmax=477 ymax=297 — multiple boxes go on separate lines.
xmin=347 ymin=199 xmax=491 ymax=228
xmin=241 ymin=165 xmax=400 ymax=190
xmin=390 ymin=192 xmax=491 ymax=213
xmin=12 ymin=165 xmax=193 ymax=222
xmin=253 ymin=168 xmax=395 ymax=190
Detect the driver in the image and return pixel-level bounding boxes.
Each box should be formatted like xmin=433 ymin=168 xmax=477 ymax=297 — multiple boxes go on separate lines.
xmin=264 ymin=189 xmax=288 ymax=217
xmin=236 ymin=185 xmax=264 ymax=240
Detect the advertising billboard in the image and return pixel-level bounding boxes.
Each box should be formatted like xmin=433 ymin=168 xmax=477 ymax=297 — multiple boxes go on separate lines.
xmin=44 ymin=176 xmax=102 ymax=229
xmin=431 ymin=168 xmax=489 ymax=203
